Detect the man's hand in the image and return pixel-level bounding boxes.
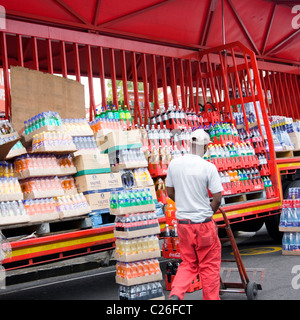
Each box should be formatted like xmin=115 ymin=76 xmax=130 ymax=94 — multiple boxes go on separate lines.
xmin=210 ymin=192 xmax=222 ymax=213
xmin=166 ymin=186 xmax=175 ymax=202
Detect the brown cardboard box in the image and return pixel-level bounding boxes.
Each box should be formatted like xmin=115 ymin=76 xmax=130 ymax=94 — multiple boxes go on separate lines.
xmin=75 ymin=172 xmax=122 ymax=193
xmin=105 ymin=172 xmax=123 ymax=190
xmin=73 ymin=153 xmax=110 ymax=173
xmin=96 ymin=129 xmax=142 ymax=153
xmin=75 ymin=174 xmax=107 ymax=193
xmin=84 ymin=192 xmax=111 ymax=211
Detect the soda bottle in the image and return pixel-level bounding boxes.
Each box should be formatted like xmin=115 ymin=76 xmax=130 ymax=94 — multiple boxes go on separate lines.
xmin=117 ymin=191 xmax=125 ymax=209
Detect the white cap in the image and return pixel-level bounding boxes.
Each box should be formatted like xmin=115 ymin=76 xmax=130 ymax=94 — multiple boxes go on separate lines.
xmin=190 ymin=129 xmax=211 ymax=146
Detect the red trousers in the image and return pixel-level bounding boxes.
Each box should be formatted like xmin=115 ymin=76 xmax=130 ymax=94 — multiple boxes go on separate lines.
xmin=169 ymin=220 xmax=221 ymax=300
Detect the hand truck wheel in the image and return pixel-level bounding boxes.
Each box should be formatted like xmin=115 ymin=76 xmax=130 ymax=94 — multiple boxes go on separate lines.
xmin=246 ymin=281 xmax=258 ymax=300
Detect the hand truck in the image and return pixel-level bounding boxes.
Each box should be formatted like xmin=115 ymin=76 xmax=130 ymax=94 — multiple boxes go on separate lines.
xmin=217 ymin=207 xmax=262 ymax=300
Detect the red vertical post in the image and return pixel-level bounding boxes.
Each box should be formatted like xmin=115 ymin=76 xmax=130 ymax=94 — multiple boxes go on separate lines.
xmin=73 ymin=43 xmax=81 ymax=82
xmin=277 ymin=72 xmax=289 ymax=116
xmin=86 ymin=45 xmax=96 ymax=121
xmin=265 ymin=71 xmax=276 ymax=116
xmin=283 ymin=73 xmax=293 ymax=118
xmin=271 ymin=71 xmax=282 ymax=115
xmin=169 ymin=57 xmax=178 ymax=108
xmin=120 ymin=50 xmax=129 ymax=109
xmin=197 ymin=61 xmax=207 ymax=106
xmin=293 ymin=74 xmax=300 ymax=119
xmin=131 ymin=52 xmax=142 ymax=125
xmin=141 ymin=53 xmax=151 ymax=125
xmin=194 ymin=61 xmax=200 ymax=113
xmin=218 ymin=52 xmax=233 ymax=121
xmin=151 ymin=54 xmax=159 ymax=116
xmin=47 ymin=39 xmax=54 ymax=75
xmin=98 ymin=47 xmax=107 ymax=109
xmin=32 ymin=36 xmax=39 ymax=71
xmin=186 ymin=60 xmax=195 ymax=112
xmin=178 ymin=58 xmax=186 ymax=111
xmin=17 ymin=35 xmax=24 ymax=67
xmin=161 ymin=56 xmax=169 ymax=112
xmin=206 ymin=55 xmax=220 ymax=110
xmin=289 ymin=73 xmax=299 ymax=119
xmin=0 ymin=32 xmax=11 ymax=119
xmin=60 ymin=41 xmax=67 ymax=78
xmin=109 ymin=48 xmax=119 ymax=109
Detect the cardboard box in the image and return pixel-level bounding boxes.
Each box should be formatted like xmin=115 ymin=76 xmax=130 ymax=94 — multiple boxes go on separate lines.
xmin=105 ymin=172 xmax=123 ymax=190
xmin=73 ymin=153 xmax=111 ymax=176
xmin=96 ymin=130 xmax=142 ymax=153
xmin=75 ymin=174 xmax=107 ymax=193
xmin=75 ymin=172 xmax=122 ymax=193
xmin=289 ymin=132 xmax=300 ymax=150
xmin=84 ymin=192 xmax=111 ymax=211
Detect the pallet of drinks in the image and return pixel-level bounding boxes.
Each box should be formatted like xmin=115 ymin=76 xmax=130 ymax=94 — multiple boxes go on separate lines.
xmin=279 ymin=188 xmax=300 ymax=256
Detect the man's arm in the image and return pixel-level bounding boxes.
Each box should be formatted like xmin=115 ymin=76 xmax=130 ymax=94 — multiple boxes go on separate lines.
xmin=166 ymin=186 xmax=175 ymax=202
xmin=210 ymin=192 xmax=222 ymax=214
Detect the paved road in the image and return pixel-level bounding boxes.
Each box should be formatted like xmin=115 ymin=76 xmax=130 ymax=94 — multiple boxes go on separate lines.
xmin=0 ymin=225 xmax=299 ymax=301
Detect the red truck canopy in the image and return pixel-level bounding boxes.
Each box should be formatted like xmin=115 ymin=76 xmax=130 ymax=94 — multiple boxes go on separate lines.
xmin=2 ymin=0 xmax=300 ymax=64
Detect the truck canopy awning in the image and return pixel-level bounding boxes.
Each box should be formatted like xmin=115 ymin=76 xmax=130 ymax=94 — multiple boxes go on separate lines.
xmin=2 ymin=0 xmax=300 ymax=64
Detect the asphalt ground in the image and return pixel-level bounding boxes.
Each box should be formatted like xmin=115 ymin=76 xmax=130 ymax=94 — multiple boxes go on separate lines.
xmin=0 ymin=225 xmax=299 ymax=302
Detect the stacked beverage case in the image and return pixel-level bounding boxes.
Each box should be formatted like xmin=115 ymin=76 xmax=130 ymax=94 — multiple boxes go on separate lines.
xmin=280 ymin=188 xmax=300 ymax=255
xmin=102 ymin=125 xmax=164 ymax=300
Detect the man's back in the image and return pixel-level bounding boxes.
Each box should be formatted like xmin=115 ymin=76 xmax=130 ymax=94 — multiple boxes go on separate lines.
xmin=166 ymin=154 xmax=223 ymax=222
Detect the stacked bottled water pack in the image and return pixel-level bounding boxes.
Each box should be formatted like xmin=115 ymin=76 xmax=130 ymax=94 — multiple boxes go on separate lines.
xmin=280 ymin=188 xmax=300 ymax=253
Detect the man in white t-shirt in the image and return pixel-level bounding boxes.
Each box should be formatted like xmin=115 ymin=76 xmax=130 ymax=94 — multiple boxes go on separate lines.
xmin=166 ymin=129 xmax=223 ymax=300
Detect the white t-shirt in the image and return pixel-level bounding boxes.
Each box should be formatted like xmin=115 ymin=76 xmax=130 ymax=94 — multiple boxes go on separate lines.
xmin=165 ymin=154 xmax=223 ymax=222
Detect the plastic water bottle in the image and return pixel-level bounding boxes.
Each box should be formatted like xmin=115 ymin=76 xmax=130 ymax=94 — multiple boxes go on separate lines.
xmin=280 ymin=201 xmax=287 ymax=227
xmin=282 ymin=232 xmax=290 ymax=251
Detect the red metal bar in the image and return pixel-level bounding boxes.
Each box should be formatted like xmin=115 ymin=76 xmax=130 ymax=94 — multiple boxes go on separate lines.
xmin=109 ymin=48 xmax=119 ymax=108
xmin=265 ymin=71 xmax=276 ymax=116
xmin=0 ymin=32 xmax=11 ymax=119
xmin=93 ymin=0 xmax=102 ymax=25
xmin=294 ymin=74 xmax=300 ymax=119
xmin=98 ymin=47 xmax=107 ymax=109
xmin=271 ymin=71 xmax=282 ymax=115
xmin=151 ymin=54 xmax=159 ymax=116
xmin=261 ymin=4 xmax=276 ymax=54
xmin=131 ymin=52 xmax=143 ymax=125
xmin=287 ymin=73 xmax=297 ymax=119
xmin=178 ymin=58 xmax=186 ymax=111
xmin=86 ymin=45 xmax=96 ymax=120
xmin=197 ymin=61 xmax=207 ymax=106
xmin=283 ymin=73 xmax=293 ymax=118
xmin=141 ymin=53 xmax=151 ymax=125
xmin=226 ymin=0 xmax=260 ymax=55
xmin=218 ymin=52 xmax=233 ymax=120
xmin=73 ymin=43 xmax=81 ymax=82
xmin=200 ymin=0 xmax=218 ymax=46
xmin=47 ymin=39 xmax=54 ymax=74
xmin=99 ymin=0 xmax=176 ymax=27
xmin=169 ymin=57 xmax=178 ymax=108
xmin=60 ymin=41 xmax=67 ymax=78
xmin=278 ymin=72 xmax=289 ymax=116
xmin=161 ymin=56 xmax=169 ymax=111
xmin=206 ymin=54 xmax=219 ymax=110
xmin=291 ymin=74 xmax=300 ymax=119
xmin=120 ymin=50 xmax=129 ymax=109
xmin=259 ymin=69 xmax=271 ymax=115
xmin=32 ymin=36 xmax=39 ymax=71
xmin=187 ymin=59 xmax=195 ymax=112
xmin=17 ymin=34 xmax=24 ymax=67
